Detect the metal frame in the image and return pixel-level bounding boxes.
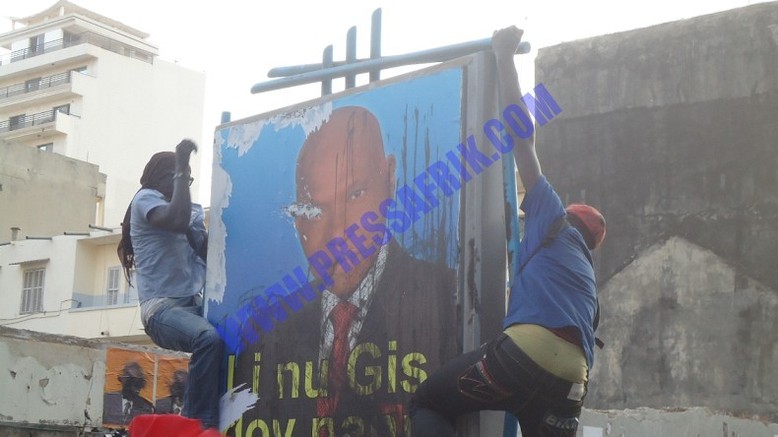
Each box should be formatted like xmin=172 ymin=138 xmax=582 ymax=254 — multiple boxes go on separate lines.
xmin=251 ymin=8 xmax=529 ymax=95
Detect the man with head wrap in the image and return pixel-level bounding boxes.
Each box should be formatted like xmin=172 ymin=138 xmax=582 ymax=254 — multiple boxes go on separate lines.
xmin=117 ymin=140 xmax=222 ymax=434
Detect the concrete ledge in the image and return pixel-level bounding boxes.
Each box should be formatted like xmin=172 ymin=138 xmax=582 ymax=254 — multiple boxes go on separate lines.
xmin=581 ymin=407 xmax=778 ymax=436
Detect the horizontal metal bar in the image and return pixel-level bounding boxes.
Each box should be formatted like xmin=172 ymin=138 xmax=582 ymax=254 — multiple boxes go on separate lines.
xmin=89 ymin=224 xmax=114 ymax=232
xmin=254 ymin=38 xmax=530 ymax=94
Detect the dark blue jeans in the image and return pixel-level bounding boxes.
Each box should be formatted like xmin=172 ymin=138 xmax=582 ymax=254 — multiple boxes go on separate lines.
xmin=410 ymin=334 xmax=585 ymax=436
xmin=144 ymin=296 xmax=223 ymax=429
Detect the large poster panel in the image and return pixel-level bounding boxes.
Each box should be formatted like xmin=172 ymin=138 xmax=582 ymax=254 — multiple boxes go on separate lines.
xmin=208 ymin=66 xmax=463 ymax=436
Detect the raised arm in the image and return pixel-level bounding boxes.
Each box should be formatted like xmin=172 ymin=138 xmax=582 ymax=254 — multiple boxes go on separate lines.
xmin=492 ymin=26 xmax=542 ymax=192
xmin=148 ymin=139 xmax=197 ymax=232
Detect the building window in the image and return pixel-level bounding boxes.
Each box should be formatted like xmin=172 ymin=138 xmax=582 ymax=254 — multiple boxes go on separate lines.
xmin=107 ymin=267 xmax=121 ymax=305
xmin=25 ymin=78 xmax=41 ymax=92
xmin=9 ymin=114 xmax=25 ymax=131
xmin=21 ymin=268 xmax=45 ymax=314
xmin=53 ymin=104 xmax=70 ymax=116
xmin=29 ymin=34 xmax=45 ymax=56
xmin=37 ymin=143 xmax=53 ymax=152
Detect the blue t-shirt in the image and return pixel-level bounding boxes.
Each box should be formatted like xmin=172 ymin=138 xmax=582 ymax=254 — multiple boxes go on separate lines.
xmin=502 ymin=176 xmax=598 ymax=368
xmin=130 ymin=189 xmax=207 ymax=302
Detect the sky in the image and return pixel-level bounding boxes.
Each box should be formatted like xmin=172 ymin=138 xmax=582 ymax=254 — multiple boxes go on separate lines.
xmin=0 ymin=0 xmax=769 ymax=202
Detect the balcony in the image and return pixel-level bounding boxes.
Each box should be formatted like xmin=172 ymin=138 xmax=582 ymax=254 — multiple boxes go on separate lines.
xmin=0 ymin=107 xmax=74 ymax=141
xmin=0 ymin=31 xmax=155 ymax=66
xmin=0 ymin=71 xmax=71 ymax=99
xmin=0 ymin=71 xmax=87 ymax=113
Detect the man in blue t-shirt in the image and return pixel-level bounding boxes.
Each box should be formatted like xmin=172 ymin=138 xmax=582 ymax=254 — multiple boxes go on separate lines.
xmin=410 ymin=26 xmax=606 ymax=436
xmin=117 ymin=140 xmax=222 ymax=435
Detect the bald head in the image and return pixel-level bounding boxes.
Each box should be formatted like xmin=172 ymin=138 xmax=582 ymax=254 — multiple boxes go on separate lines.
xmin=297 ymin=106 xmax=386 ymax=189
xmin=295 ymin=107 xmax=396 ymax=298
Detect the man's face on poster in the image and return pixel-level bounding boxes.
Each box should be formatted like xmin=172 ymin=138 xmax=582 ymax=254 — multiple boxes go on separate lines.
xmin=295 ymin=107 xmax=395 ymax=298
xmin=118 ymin=362 xmax=146 ymax=400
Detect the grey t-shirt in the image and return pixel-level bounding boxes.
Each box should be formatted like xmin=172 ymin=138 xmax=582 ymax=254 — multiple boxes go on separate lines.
xmin=131 ymin=189 xmax=206 ymax=305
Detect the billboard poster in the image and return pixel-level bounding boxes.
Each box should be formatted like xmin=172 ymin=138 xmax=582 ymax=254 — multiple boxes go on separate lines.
xmin=102 ymin=348 xmax=190 ymax=427
xmin=208 ymin=66 xmax=464 ymax=436
xmin=154 ymin=356 xmax=190 ymax=415
xmin=103 ymin=348 xmax=156 ymax=427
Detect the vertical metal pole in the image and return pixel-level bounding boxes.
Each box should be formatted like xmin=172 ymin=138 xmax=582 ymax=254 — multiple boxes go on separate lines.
xmin=345 ymin=26 xmax=357 ymax=89
xmin=321 ymin=45 xmax=333 ymax=96
xmin=369 ymin=8 xmax=382 ymax=82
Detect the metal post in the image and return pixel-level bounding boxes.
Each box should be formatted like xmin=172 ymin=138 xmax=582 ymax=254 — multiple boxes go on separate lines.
xmin=369 ymin=8 xmax=382 ymax=82
xmin=321 ymin=45 xmax=333 ymax=96
xmin=346 ymin=27 xmax=357 ymax=89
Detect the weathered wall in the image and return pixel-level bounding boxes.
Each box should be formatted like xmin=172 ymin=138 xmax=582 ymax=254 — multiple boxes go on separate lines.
xmin=0 ymin=327 xmax=106 ymax=429
xmin=581 ymin=407 xmax=778 ymax=436
xmin=0 ymin=326 xmax=187 ymax=433
xmin=0 ymin=140 xmax=106 ymax=242
xmin=535 ymin=1 xmax=778 ymax=421
xmin=592 ymin=237 xmax=778 ymax=418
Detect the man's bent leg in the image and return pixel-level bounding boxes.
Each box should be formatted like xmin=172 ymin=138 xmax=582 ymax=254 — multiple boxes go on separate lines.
xmin=145 ymin=302 xmax=223 ymax=429
xmin=411 ymin=337 xmax=534 ymax=435
xmin=410 ymin=347 xmax=484 ymax=436
xmin=186 ymin=325 xmax=223 ymax=429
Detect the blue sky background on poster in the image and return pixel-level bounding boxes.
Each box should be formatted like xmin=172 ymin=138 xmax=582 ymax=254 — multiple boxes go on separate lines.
xmin=207 ymin=67 xmax=463 ymax=323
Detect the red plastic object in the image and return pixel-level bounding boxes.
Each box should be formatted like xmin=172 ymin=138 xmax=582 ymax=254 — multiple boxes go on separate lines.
xmin=128 ymin=414 xmax=206 ymax=437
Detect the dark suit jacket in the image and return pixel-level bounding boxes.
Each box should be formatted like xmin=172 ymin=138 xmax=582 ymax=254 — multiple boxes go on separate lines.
xmin=103 ymin=392 xmax=154 ymax=426
xmin=231 ymin=241 xmax=457 ymax=436
xmin=155 ymin=396 xmax=183 ymax=415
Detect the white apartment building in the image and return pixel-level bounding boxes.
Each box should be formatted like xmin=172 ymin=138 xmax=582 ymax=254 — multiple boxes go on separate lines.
xmin=0 ymin=1 xmax=206 ymax=343
xmin=0 ymin=0 xmax=206 ymax=228
xmin=0 ymin=231 xmax=151 ymax=344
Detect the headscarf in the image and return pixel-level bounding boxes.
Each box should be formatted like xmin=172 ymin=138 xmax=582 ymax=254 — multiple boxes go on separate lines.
xmin=117 ymin=152 xmax=176 ymax=284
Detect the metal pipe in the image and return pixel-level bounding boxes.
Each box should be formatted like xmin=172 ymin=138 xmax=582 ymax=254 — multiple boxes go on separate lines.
xmin=321 ymin=45 xmax=333 ymax=96
xmin=369 ymin=9 xmax=382 ymax=82
xmin=345 ymin=26 xmax=357 ymax=89
xmin=265 ymin=38 xmax=530 ymax=78
xmin=256 ymin=38 xmax=529 ymax=94
xmin=88 ymin=224 xmax=114 ymax=232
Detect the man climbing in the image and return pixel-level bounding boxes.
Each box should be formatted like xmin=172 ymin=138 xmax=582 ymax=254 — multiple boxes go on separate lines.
xmin=410 ymin=26 xmax=606 ymax=436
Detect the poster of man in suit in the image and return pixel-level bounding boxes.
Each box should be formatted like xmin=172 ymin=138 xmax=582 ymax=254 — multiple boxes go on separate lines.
xmin=103 ymin=349 xmax=155 ymax=427
xmin=209 ymin=65 xmax=464 ymax=436
xmin=155 ymin=359 xmax=189 ymax=415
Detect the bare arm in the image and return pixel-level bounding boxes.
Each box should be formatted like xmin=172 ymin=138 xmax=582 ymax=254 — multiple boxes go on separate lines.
xmin=148 ymin=139 xmax=197 ymax=232
xmin=492 ymin=26 xmax=542 ymax=192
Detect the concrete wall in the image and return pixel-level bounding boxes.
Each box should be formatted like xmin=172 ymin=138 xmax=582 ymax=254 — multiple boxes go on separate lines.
xmin=534 ymin=1 xmax=778 ymax=422
xmin=0 ymin=140 xmax=105 ymax=242
xmin=0 ymin=326 xmax=186 ymax=434
xmin=580 ymin=407 xmax=778 ymax=437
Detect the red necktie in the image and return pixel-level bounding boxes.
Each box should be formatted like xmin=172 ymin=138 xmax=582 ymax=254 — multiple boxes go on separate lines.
xmin=317 ymin=301 xmax=358 ymax=422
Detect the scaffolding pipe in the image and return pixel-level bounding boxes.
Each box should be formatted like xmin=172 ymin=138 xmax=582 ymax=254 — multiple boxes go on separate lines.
xmin=369 ymin=8 xmax=382 ymax=82
xmin=254 ymin=38 xmax=530 ymax=94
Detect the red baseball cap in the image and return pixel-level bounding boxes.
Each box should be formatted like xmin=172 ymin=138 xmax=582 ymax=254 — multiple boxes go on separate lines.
xmin=566 ymin=204 xmax=606 ymax=250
